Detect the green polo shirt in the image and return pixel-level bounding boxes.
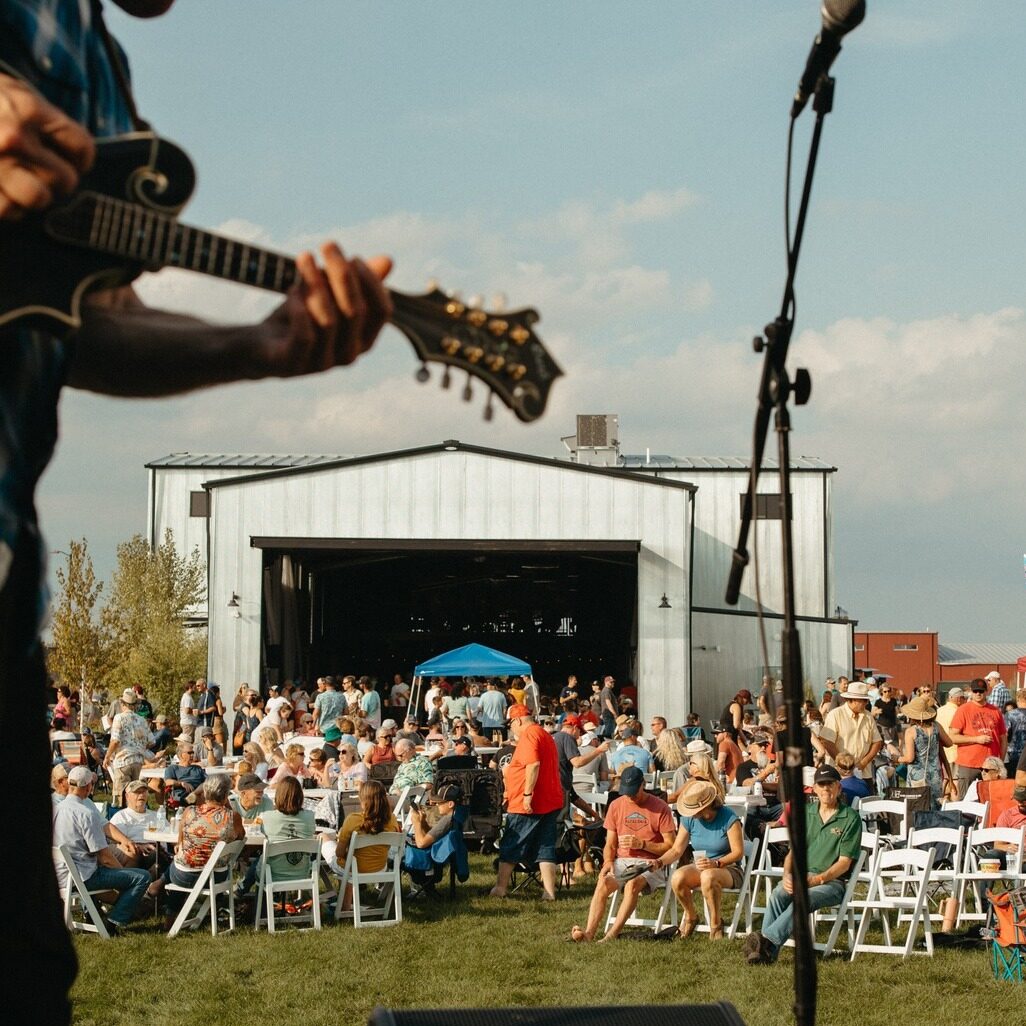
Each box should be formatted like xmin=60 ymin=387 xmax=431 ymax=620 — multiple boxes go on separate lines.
xmin=805 ymin=800 xmax=861 ymax=877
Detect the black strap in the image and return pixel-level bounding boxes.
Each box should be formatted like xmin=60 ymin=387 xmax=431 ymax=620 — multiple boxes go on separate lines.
xmin=91 ymin=0 xmax=150 ymax=131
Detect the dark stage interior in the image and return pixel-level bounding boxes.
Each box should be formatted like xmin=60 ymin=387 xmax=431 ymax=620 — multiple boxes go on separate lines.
xmin=259 ymin=542 xmax=639 ymax=692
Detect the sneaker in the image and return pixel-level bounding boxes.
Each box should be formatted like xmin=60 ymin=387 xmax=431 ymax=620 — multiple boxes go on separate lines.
xmin=744 ymin=931 xmax=766 ymax=964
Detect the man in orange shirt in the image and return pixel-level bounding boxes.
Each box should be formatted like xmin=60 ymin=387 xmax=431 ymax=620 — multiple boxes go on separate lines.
xmin=713 ymin=722 xmax=744 ymax=784
xmin=948 ymin=678 xmax=1008 ymax=799
xmin=489 ymin=704 xmax=563 ymax=900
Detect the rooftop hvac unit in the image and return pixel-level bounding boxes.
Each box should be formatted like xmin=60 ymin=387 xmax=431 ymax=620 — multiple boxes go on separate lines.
xmin=576 ymin=414 xmax=619 ymax=449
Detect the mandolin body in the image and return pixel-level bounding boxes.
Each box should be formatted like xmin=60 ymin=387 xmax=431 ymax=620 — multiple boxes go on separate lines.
xmin=0 ymin=132 xmax=195 ymax=333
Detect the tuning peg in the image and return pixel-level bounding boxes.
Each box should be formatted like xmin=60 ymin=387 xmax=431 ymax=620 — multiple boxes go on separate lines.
xmin=490 ymin=292 xmax=507 ymax=312
xmin=484 ymin=393 xmax=495 ymax=421
xmin=416 ymin=364 xmax=430 ymax=383
xmin=441 ymin=366 xmax=451 ymax=390
xmin=467 ymin=294 xmax=484 ymax=310
xmin=462 ymin=375 xmax=473 ymax=402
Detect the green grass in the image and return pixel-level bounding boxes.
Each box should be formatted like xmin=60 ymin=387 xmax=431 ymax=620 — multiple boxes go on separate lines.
xmin=72 ymin=854 xmax=1015 ymax=1026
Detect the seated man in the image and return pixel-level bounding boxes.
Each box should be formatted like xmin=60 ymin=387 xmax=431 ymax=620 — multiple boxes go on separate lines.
xmin=744 ymin=764 xmax=862 ymax=965
xmin=52 ymin=767 xmax=151 ymax=934
xmin=395 ymin=716 xmax=425 ymax=746
xmin=51 ymin=763 xmax=70 ymax=809
xmin=569 ymin=766 xmax=676 ymax=942
xmin=390 ymin=738 xmax=435 ymax=795
xmin=403 ymin=783 xmax=468 ymax=896
xmin=195 ymin=726 xmax=224 ymax=767
xmin=609 ymin=727 xmax=654 ymax=777
xmin=229 ymin=773 xmax=274 ymax=898
xmin=109 ymin=779 xmax=165 ymax=871
xmin=161 ymin=740 xmax=205 ymax=806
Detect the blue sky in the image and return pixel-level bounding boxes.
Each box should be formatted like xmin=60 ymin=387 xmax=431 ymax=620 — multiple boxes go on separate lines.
xmin=38 ymin=1 xmax=1025 ymax=645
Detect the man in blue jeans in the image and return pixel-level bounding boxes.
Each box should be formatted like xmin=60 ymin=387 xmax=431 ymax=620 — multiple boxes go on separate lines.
xmin=52 ymin=767 xmax=151 ymax=933
xmin=744 ymin=764 xmax=862 ymax=964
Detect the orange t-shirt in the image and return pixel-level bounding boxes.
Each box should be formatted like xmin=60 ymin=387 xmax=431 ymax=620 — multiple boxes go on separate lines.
xmin=604 ymin=793 xmax=675 ymax=858
xmin=950 ymin=703 xmax=1006 ymax=768
xmin=504 ymin=722 xmax=563 ymax=815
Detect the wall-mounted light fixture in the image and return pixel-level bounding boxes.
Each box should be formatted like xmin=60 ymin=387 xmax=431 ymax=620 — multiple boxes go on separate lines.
xmin=658 ymin=593 xmax=672 ymax=609
xmin=227 ymin=592 xmax=241 ymax=619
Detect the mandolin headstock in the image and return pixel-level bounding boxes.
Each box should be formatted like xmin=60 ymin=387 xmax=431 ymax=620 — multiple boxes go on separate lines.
xmin=389 ymin=286 xmax=562 ymax=423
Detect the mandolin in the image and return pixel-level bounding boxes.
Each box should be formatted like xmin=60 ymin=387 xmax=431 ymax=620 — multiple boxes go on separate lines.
xmin=0 ymin=133 xmax=562 ymax=423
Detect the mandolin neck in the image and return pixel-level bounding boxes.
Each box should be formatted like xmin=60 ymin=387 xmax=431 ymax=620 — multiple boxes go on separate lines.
xmin=45 ymin=189 xmax=424 ymax=319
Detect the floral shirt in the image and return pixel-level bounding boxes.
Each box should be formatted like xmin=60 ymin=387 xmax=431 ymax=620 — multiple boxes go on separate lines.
xmin=109 ymin=710 xmax=151 ymax=766
xmin=390 ymin=754 xmax=435 ymax=794
xmin=175 ymin=803 xmax=239 ymax=871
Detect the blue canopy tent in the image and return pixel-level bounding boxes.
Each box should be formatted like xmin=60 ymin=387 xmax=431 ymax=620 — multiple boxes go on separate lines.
xmin=409 ymin=643 xmax=532 ymax=721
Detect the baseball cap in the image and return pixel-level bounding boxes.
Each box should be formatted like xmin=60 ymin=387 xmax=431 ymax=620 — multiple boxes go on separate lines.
xmin=579 ymin=731 xmax=598 ymax=746
xmin=124 ymin=779 xmax=148 ymax=794
xmin=323 ymin=726 xmax=342 ymax=743
xmin=562 ymin=714 xmax=582 ymax=728
xmin=381 ymin=719 xmax=398 ymax=730
xmin=508 ymin=704 xmax=531 ymax=719
xmin=431 ymin=783 xmax=463 ymax=804
xmin=120 ymin=687 xmax=139 ymax=704
xmin=814 ymin=765 xmax=842 ymax=786
xmin=946 ymin=688 xmax=964 ymax=700
xmin=985 ymin=671 xmax=1001 ymax=680
xmin=969 ymin=681 xmax=987 ymax=694
xmin=68 ymin=766 xmax=94 ymax=787
xmin=618 ymin=766 xmax=646 ymax=797
xmin=237 ymin=772 xmax=267 ymax=791
xmin=155 ymin=714 xmax=168 ymax=724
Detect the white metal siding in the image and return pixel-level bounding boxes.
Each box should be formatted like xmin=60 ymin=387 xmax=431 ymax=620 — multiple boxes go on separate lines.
xmin=205 ymin=449 xmax=693 ymax=725
xmin=690 ymin=609 xmax=853 ymax=725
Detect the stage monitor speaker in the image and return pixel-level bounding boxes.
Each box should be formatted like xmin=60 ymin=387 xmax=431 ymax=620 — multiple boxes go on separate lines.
xmin=369 ymin=1002 xmax=748 ymax=1026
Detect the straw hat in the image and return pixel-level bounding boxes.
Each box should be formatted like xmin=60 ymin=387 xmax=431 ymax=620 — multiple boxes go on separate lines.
xmin=901 ymin=695 xmax=937 ymax=722
xmin=676 ymin=779 xmax=720 ymax=817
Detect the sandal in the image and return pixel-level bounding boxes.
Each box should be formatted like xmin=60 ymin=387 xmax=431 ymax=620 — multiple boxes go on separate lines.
xmin=678 ymin=916 xmax=698 ymax=939
xmin=709 ymin=923 xmax=725 ymax=940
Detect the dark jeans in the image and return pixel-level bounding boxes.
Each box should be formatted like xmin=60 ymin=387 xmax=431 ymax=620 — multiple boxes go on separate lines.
xmin=86 ymin=864 xmax=151 ymax=926
xmin=1 ymin=534 xmax=76 ymax=1023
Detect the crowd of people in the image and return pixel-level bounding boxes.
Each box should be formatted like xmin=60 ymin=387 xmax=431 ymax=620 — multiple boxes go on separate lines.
xmin=48 ymin=667 xmax=1026 ymax=958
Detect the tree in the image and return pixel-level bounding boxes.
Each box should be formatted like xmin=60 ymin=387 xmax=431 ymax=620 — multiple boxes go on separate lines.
xmin=104 ymin=530 xmax=207 ymax=716
xmin=48 ymin=539 xmax=115 ymax=704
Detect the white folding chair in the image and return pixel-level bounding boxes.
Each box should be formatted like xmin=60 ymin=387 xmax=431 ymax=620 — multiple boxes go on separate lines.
xmin=165 ymin=840 xmax=245 ymax=937
xmin=905 ymin=825 xmax=965 ymax=927
xmin=334 ymin=831 xmax=406 ymax=927
xmin=941 ymin=799 xmax=989 ymax=829
xmin=691 ymin=838 xmax=756 ymax=939
xmin=850 ymin=846 xmax=937 ymax=959
xmin=858 ymin=798 xmax=909 ymax=844
xmin=743 ymin=825 xmax=791 ymax=934
xmin=604 ymin=860 xmax=680 ymax=935
xmin=254 ymin=838 xmax=324 ymax=932
xmin=52 ymin=845 xmax=111 ymax=940
xmin=954 ymin=825 xmax=1026 ymax=925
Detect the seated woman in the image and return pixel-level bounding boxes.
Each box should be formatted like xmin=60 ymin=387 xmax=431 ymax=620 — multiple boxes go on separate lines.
xmin=668 ymin=751 xmax=725 ymax=805
xmin=148 ymin=775 xmax=243 ymax=916
xmin=308 ymin=747 xmax=338 ymax=787
xmin=273 ymin=743 xmax=314 ymax=785
xmin=364 ymin=727 xmax=397 ymax=767
xmin=337 ymin=743 xmax=369 ymax=792
xmin=649 ymin=779 xmax=744 ymax=939
xmin=255 ymin=728 xmax=285 ymax=774
xmin=241 ymin=742 xmax=269 ymax=782
xmin=336 ymin=779 xmax=400 ymax=911
xmin=259 ymin=776 xmax=317 ymax=887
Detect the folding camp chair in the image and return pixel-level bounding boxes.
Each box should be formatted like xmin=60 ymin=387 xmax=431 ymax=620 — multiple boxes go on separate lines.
xmin=986 ymin=887 xmax=1026 ymax=983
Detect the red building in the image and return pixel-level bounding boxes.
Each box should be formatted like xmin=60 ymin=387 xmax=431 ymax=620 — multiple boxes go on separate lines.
xmin=852 ymin=632 xmax=1025 ymax=697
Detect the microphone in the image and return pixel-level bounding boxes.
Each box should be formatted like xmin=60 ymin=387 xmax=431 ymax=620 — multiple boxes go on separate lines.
xmin=791 ymin=0 xmax=866 ymax=118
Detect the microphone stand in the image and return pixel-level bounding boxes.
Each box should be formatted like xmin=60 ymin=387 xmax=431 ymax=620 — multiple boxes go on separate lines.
xmin=725 ymin=75 xmax=835 ymax=1026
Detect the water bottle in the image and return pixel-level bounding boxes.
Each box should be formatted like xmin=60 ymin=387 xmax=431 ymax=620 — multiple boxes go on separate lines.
xmin=173 ymin=807 xmax=182 ymax=832
xmin=753 ymin=781 xmax=764 ymax=797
